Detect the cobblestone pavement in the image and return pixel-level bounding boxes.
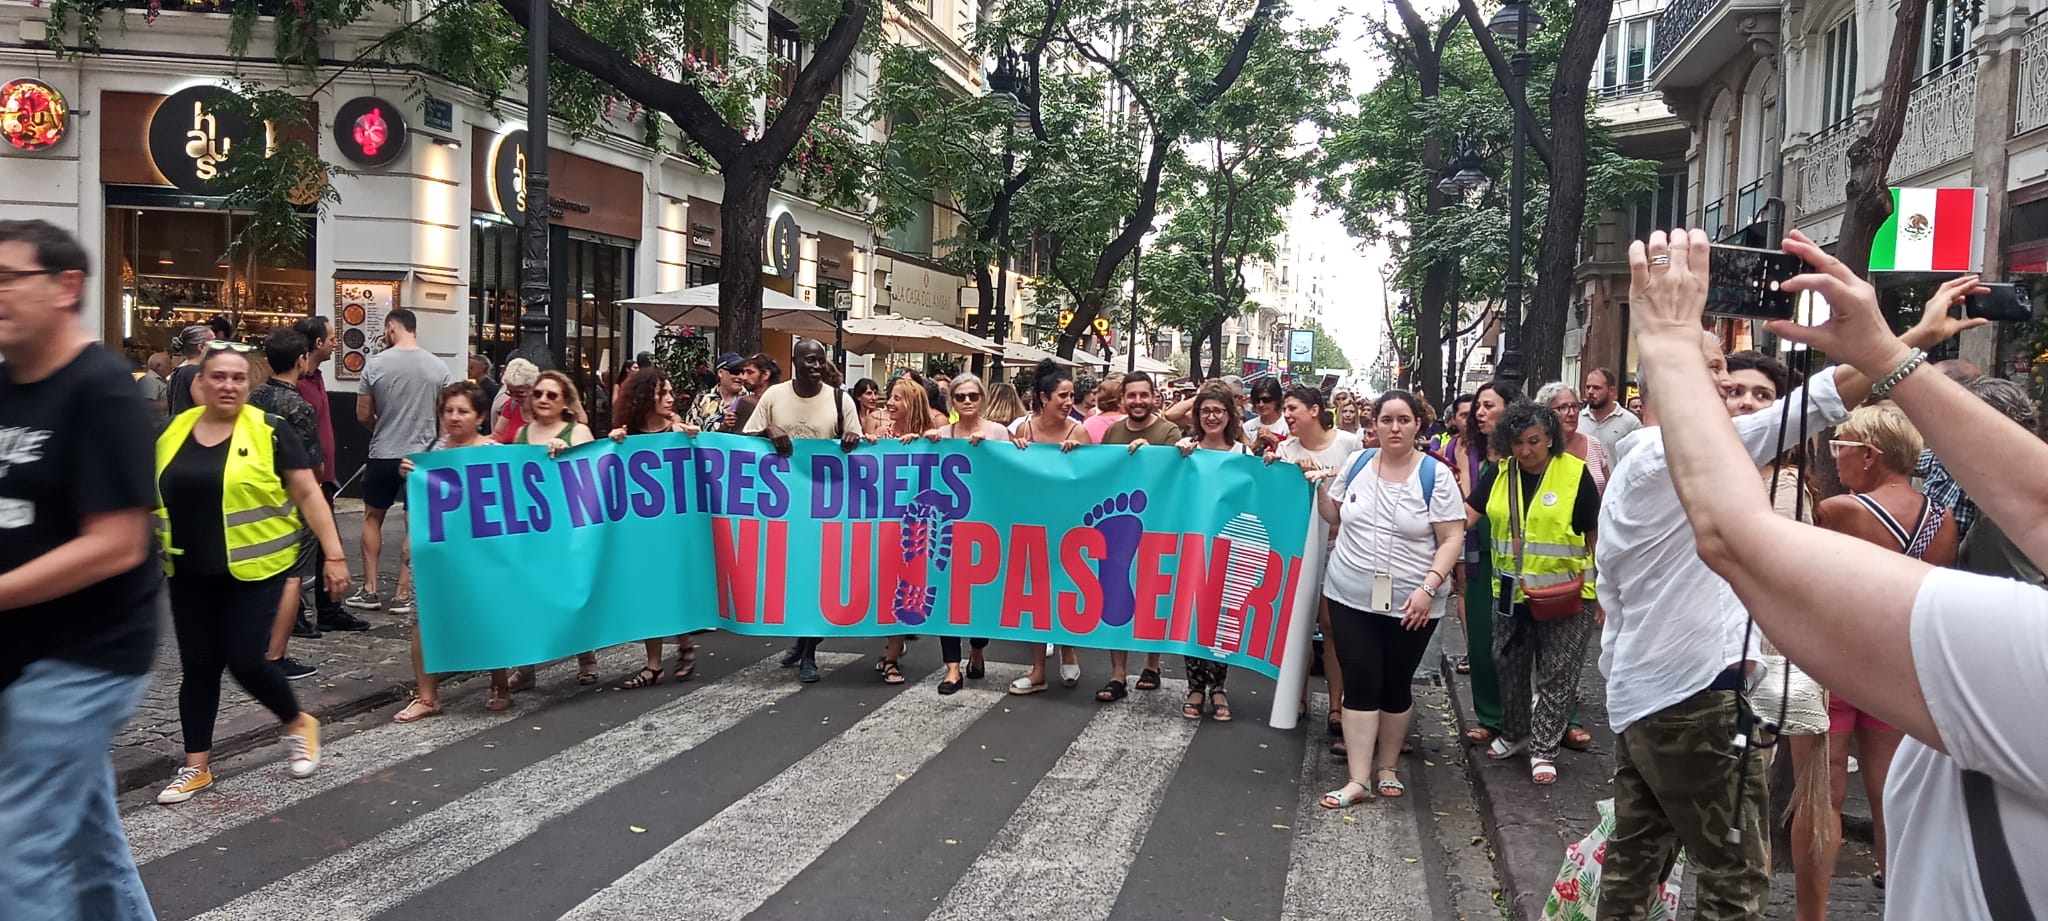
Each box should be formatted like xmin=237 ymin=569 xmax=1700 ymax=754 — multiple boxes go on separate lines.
xmin=114 ymin=500 xmax=426 ymax=793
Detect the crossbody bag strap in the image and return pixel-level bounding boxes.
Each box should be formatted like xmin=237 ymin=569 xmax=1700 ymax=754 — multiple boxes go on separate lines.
xmin=1508 ymin=466 xmax=1528 ymax=586
xmin=1962 ymin=769 xmax=2038 ymax=921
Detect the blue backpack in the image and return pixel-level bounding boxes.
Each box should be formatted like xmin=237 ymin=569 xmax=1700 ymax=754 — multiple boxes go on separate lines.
xmin=1342 ymin=448 xmax=1441 ymax=502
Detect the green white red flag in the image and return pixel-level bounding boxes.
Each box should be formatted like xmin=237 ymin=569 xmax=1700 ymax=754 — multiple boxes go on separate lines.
xmin=1868 ymin=187 xmax=1986 ymax=272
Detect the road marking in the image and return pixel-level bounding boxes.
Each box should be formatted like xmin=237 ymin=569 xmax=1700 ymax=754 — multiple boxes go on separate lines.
xmin=1279 ymin=694 xmax=1433 ymax=921
xmin=125 ymin=645 xmax=649 ymax=864
xmin=558 ymin=664 xmax=1028 ymax=920
xmin=181 ymin=653 xmax=859 ymax=921
xmin=922 ymin=676 xmax=1199 ymax=921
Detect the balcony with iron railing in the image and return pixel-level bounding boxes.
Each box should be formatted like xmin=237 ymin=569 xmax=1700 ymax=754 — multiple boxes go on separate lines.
xmin=1702 ymin=199 xmax=1726 ymax=239
xmin=2020 ymin=14 xmax=2048 ymax=137
xmin=1650 ymin=0 xmax=1780 ymax=88
xmin=1889 ymin=57 xmax=1978 ymax=181
xmin=1734 ymin=177 xmax=1767 ymax=230
xmin=1798 ymin=119 xmax=1857 ymax=215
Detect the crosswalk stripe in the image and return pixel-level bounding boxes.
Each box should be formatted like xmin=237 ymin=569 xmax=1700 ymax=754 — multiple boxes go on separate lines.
xmin=921 ymin=675 xmax=1201 ymax=921
xmin=125 ymin=644 xmax=651 ymax=865
xmin=1279 ymin=694 xmax=1434 ymax=921
xmin=557 ymin=663 xmax=1031 ymax=920
xmin=180 ymin=653 xmax=861 ymax=921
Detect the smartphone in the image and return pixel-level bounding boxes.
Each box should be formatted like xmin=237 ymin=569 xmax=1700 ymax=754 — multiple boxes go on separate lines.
xmin=1706 ymin=244 xmax=1810 ymax=320
xmin=1964 ymin=283 xmax=2035 ymax=322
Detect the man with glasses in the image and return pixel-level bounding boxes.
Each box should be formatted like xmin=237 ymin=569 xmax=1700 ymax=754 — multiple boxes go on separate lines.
xmin=691 ymin=352 xmax=747 ymax=430
xmin=349 ymin=308 xmax=449 ymax=615
xmin=0 ymin=219 xmax=162 ymax=921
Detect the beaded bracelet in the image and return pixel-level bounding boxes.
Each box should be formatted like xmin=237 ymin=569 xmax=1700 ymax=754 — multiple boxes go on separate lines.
xmin=1870 ymin=348 xmax=1927 ymax=402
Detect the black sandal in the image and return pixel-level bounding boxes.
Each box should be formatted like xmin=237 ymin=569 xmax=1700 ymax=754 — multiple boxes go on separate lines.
xmin=1095 ymin=679 xmax=1128 ymax=702
xmin=1327 ymin=715 xmax=1343 ymax=738
xmin=672 ymin=645 xmax=698 ymax=682
xmin=1182 ymin=692 xmax=1204 ymax=719
xmin=1134 ymin=668 xmax=1162 ymax=691
xmin=881 ymin=659 xmax=906 ymax=685
xmin=1209 ymin=691 xmax=1232 ymax=722
xmin=620 ymin=666 xmax=663 ymax=690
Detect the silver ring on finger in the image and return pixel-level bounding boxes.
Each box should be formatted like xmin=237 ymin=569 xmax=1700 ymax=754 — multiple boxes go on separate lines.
xmin=1649 ymin=255 xmax=1671 ymax=266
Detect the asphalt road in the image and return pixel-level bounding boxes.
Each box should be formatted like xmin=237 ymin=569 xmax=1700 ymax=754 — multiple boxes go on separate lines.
xmin=120 ymin=636 xmax=1484 ymax=921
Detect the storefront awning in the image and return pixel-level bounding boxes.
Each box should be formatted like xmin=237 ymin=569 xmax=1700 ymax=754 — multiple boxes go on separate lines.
xmin=1106 ymin=354 xmax=1175 ymax=375
xmin=841 ymin=316 xmax=1000 ymax=356
xmin=621 ymin=284 xmax=836 ymax=335
xmin=1000 ymin=342 xmax=1078 ymax=367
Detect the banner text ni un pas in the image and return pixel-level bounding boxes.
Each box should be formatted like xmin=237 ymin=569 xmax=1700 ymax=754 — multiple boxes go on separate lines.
xmin=407 ymin=432 xmax=1315 ymax=678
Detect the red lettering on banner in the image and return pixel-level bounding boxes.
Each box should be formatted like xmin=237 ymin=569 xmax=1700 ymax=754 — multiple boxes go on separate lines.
xmin=875 ymin=521 xmax=917 ymax=627
xmin=1264 ymin=553 xmax=1304 ymax=667
xmin=1000 ymin=525 xmax=1051 ymax=631
xmin=948 ymin=522 xmax=1002 ymax=626
xmin=1130 ymin=532 xmax=1179 ymax=642
xmin=819 ymin=522 xmax=872 ymax=627
xmin=1173 ymin=535 xmax=1228 ymax=647
xmin=1241 ymin=550 xmax=1285 ymax=660
xmin=1057 ymin=527 xmax=1106 ymax=636
xmin=764 ymin=520 xmax=787 ymax=624
xmin=711 ymin=517 xmax=760 ymax=624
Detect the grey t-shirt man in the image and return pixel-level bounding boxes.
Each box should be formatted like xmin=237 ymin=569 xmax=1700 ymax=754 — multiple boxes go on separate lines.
xmin=362 ymin=346 xmax=450 ymax=458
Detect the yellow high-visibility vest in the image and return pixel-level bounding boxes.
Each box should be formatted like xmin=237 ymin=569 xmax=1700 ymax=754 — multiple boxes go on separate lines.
xmin=154 ymin=405 xmax=302 ymax=581
xmin=1486 ymin=454 xmax=1596 ymax=602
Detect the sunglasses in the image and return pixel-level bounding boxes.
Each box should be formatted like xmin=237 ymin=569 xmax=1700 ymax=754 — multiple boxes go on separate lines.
xmin=533 ymin=390 xmax=564 ymax=402
xmin=953 ymin=391 xmax=983 ymax=402
xmin=1828 ymin=439 xmax=1880 ymax=453
xmin=205 ymin=340 xmax=256 ymax=353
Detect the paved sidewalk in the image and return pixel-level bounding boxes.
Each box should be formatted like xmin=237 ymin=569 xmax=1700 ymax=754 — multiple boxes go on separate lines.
xmin=1437 ymin=615 xmax=1886 ymax=921
xmin=113 ymin=501 xmax=430 ymax=793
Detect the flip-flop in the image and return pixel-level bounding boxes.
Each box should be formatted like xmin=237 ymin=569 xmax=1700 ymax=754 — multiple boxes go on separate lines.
xmin=1319 ymin=780 xmax=1372 ymax=809
xmin=1008 ymin=677 xmax=1048 ymax=695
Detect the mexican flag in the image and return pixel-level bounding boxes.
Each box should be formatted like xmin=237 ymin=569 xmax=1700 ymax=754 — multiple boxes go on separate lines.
xmin=1868 ymin=187 xmax=1986 ymax=272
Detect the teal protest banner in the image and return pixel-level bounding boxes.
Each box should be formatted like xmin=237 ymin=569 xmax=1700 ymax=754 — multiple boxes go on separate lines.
xmin=407 ymin=432 xmax=1316 ymax=678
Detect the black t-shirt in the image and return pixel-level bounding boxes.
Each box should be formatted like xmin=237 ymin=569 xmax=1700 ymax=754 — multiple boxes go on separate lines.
xmin=168 ymin=363 xmax=201 ymax=416
xmin=160 ymin=414 xmax=312 ymax=576
xmin=0 ymin=344 xmax=163 ymax=686
xmin=1469 ymin=460 xmax=1600 ymax=607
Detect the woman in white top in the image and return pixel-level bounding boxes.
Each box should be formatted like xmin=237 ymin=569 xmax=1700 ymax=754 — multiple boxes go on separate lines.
xmin=1267 ymin=386 xmax=1364 ymax=748
xmin=1534 ymin=382 xmax=1610 ymax=491
xmin=1314 ymin=390 xmax=1466 ymax=808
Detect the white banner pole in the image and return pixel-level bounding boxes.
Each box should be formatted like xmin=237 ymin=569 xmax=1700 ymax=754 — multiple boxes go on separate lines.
xmin=1267 ymin=492 xmax=1327 ymax=729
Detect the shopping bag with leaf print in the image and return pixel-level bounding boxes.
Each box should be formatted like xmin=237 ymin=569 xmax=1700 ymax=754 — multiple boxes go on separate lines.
xmin=1540 ymin=798 xmax=1686 ymax=921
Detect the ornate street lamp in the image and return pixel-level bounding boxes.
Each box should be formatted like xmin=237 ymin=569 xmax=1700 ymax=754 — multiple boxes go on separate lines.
xmin=511 ymin=0 xmax=555 ymax=371
xmin=984 ymin=45 xmax=1033 ymax=381
xmin=1488 ymin=0 xmax=1543 ymax=399
xmin=1436 ymin=135 xmax=1487 ymax=197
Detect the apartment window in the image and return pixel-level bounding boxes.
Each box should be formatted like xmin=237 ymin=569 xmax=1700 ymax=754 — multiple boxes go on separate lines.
xmin=684 ymin=4 xmax=728 ymax=67
xmin=1632 ymin=173 xmax=1687 ymax=241
xmin=1919 ymin=0 xmax=1974 ymax=77
xmin=769 ymin=14 xmax=801 ymax=101
xmin=1597 ymin=18 xmax=1657 ymax=96
xmin=1821 ymin=17 xmax=1857 ymax=129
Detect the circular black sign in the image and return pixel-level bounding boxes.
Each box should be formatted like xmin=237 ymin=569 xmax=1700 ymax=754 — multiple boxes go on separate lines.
xmin=148 ymin=85 xmax=250 ymax=193
xmin=770 ymin=211 xmax=799 ymax=278
xmin=333 ymin=96 xmax=408 ymax=168
xmin=489 ymin=129 xmax=530 ymax=226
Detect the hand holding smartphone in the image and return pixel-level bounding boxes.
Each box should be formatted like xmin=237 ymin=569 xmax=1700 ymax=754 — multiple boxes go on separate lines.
xmin=1706 ymin=244 xmax=1811 ymax=320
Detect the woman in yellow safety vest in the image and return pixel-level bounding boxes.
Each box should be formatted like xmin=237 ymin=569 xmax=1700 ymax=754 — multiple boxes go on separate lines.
xmin=152 ymin=342 xmax=353 ymax=806
xmin=1462 ymin=399 xmax=1600 ymax=786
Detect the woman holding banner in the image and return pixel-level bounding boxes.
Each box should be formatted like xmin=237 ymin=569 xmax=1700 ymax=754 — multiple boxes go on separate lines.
xmin=1271 ymin=386 xmax=1363 ymax=748
xmin=608 ymin=367 xmax=703 ymax=689
xmin=394 ymin=382 xmax=515 ymax=722
xmin=873 ymin=378 xmax=942 ymax=685
xmin=1173 ymin=385 xmax=1254 ymax=720
xmin=1008 ymin=359 xmax=1090 ymax=696
xmin=913 ymin=372 xmax=1009 ymax=694
xmin=507 ymin=371 xmax=601 ymax=688
xmin=1314 ymin=391 xmax=1465 ymax=807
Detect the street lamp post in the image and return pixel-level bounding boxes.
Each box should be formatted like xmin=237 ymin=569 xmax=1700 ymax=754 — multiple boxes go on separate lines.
xmin=1489 ymin=0 xmax=1543 ymax=400
xmin=1127 ymin=241 xmax=1140 ymax=374
xmin=986 ymin=46 xmax=1035 ymax=383
xmin=511 ymin=0 xmax=554 ymax=371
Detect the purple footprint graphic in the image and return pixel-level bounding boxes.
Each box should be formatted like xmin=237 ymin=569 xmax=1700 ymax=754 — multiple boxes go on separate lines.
xmin=1084 ymin=491 xmax=1148 ymax=628
xmin=890 ymin=490 xmax=956 ymax=626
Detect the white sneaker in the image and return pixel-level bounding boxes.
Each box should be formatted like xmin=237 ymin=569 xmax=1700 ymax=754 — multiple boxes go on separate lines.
xmin=157 ymin=765 xmax=213 ymax=804
xmin=285 ymin=716 xmax=321 ymax=778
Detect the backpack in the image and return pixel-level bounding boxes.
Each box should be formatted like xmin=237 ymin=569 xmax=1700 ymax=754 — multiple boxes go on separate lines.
xmin=1342 ymin=448 xmax=1441 ymax=503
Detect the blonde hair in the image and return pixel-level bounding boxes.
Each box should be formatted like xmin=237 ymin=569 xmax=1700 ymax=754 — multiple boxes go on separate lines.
xmin=1095 ymin=373 xmax=1124 ymax=411
xmin=1836 ymin=403 xmax=1922 ymax=476
xmin=532 ymin=369 xmax=586 ymax=423
xmin=983 ymin=382 xmax=1027 ymax=426
xmin=891 ymin=377 xmax=936 ymax=435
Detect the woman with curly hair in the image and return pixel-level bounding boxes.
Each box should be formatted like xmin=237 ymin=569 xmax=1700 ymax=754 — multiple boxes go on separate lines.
xmin=607 ymin=366 xmax=702 ymax=688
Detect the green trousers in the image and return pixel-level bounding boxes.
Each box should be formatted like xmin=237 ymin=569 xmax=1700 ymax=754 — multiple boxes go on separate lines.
xmin=1467 ymin=529 xmax=1581 ymax=733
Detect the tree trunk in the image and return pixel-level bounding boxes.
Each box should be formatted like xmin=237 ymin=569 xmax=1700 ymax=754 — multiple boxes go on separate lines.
xmin=1521 ymin=0 xmax=1612 ymax=389
xmin=718 ymin=166 xmax=775 ymax=355
xmin=1389 ymin=0 xmax=1449 ymax=410
xmin=1836 ymin=0 xmax=1931 ymax=277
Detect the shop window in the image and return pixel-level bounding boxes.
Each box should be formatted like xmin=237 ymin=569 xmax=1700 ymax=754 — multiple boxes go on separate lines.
xmin=107 ymin=205 xmax=314 ymax=363
xmin=559 ymin=231 xmax=635 ymax=432
xmin=469 ymin=218 xmax=523 ymax=367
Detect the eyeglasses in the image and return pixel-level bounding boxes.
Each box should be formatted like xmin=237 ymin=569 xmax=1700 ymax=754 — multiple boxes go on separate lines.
xmin=1828 ymin=439 xmax=1880 ymax=453
xmin=533 ymin=390 xmax=564 ymax=402
xmin=953 ymin=391 xmax=983 ymax=402
xmin=205 ymin=340 xmax=256 ymax=353
xmin=0 ymin=267 xmax=66 ymax=289
xmin=1198 ymin=407 xmax=1230 ymax=417
xmin=1551 ymin=401 xmax=1586 ymax=412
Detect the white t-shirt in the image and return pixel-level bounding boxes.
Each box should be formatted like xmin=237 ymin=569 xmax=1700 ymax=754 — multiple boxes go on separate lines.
xmin=1276 ymin=430 xmax=1362 ymax=475
xmin=740 ymin=381 xmax=863 ymax=441
xmin=1248 ymin=414 xmax=1290 ymax=442
xmin=1881 ymin=567 xmax=2047 ymax=921
xmin=1323 ymin=449 xmax=1464 ymax=618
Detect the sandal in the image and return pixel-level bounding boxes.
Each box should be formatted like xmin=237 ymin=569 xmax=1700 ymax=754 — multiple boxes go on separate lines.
xmin=576 ymin=653 xmax=599 ymax=686
xmin=1008 ymin=676 xmax=1048 ymax=695
xmin=1209 ymin=691 xmax=1232 ymax=722
xmin=1327 ymin=715 xmax=1343 ymax=738
xmin=1450 ymin=654 xmax=1471 ymax=674
xmin=1134 ymin=668 xmax=1162 ymax=691
xmin=393 ymin=698 xmax=441 ymax=723
xmin=1319 ymin=779 xmax=1371 ymax=809
xmin=1487 ymin=737 xmax=1527 ymax=761
xmin=1530 ymin=757 xmax=1558 ymax=785
xmin=485 ymin=687 xmax=512 ymax=711
xmin=1095 ymin=679 xmax=1128 ymax=703
xmin=1182 ymin=692 xmax=1204 ymax=720
xmin=880 ymin=659 xmax=905 ymax=685
xmin=672 ymin=645 xmax=698 ymax=682
xmin=1562 ymin=727 xmax=1593 ymax=750
xmin=1464 ymin=726 xmax=1495 ymax=746
xmin=620 ymin=666 xmax=664 ymax=690
xmin=1376 ymin=768 xmax=1406 ymax=798
xmin=508 ymin=666 xmax=536 ymax=693
xmin=1330 ymin=739 xmax=1347 ymax=758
